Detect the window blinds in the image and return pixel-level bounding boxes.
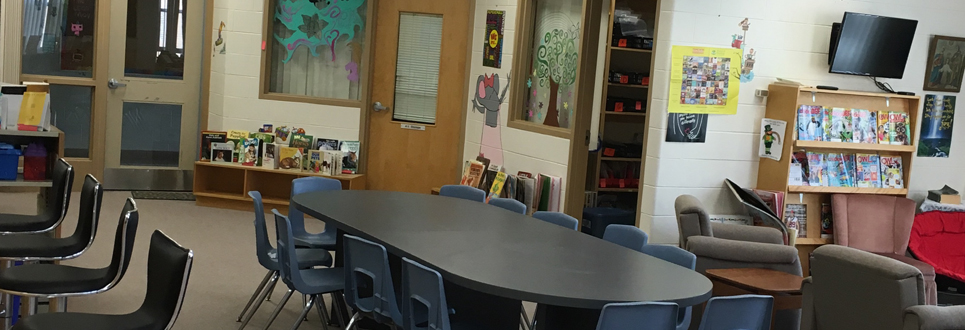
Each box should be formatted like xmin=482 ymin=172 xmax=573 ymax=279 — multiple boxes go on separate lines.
xmin=392 ymin=13 xmax=443 ymax=124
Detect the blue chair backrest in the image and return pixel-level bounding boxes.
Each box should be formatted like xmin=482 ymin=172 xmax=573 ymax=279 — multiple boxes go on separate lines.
xmin=401 ymin=257 xmax=451 ymax=330
xmin=343 ymin=234 xmax=403 ymax=325
xmin=642 ymin=245 xmax=696 ymax=329
xmin=603 ymin=224 xmax=648 ymax=252
xmin=249 ymin=191 xmax=276 ymax=270
xmin=533 ymin=211 xmax=579 ymax=230
xmin=439 ymin=185 xmax=486 ymax=203
xmin=271 ymin=210 xmax=304 ymax=292
xmin=489 ymin=197 xmax=526 ymax=214
xmin=596 ymin=302 xmax=678 ymax=330
xmin=698 ymin=294 xmax=774 ymax=330
xmin=289 ymin=177 xmax=342 ymax=237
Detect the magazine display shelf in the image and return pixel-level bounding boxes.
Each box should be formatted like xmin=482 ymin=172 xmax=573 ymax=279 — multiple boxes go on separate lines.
xmin=193 ymin=161 xmax=365 ymax=214
xmin=756 ymin=84 xmax=921 ymax=275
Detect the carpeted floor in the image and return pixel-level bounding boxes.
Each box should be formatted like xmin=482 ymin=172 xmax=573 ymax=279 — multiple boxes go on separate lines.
xmin=0 ymin=190 xmax=536 ymax=329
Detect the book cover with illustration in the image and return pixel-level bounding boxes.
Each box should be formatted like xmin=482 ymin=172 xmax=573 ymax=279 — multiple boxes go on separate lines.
xmin=784 ymin=203 xmax=807 ymax=238
xmin=487 ymin=172 xmax=509 ymax=202
xmin=307 ymin=150 xmax=323 ymax=173
xmin=878 ymin=111 xmax=891 ymax=144
xmin=825 ymin=153 xmax=849 ymax=187
xmin=828 ymin=108 xmax=853 ymax=142
xmin=226 ymin=130 xmax=249 ymax=162
xmin=854 ymin=153 xmax=880 ymax=188
xmin=339 ymin=141 xmax=360 ymax=174
xmin=290 ymin=134 xmax=314 ymax=150
xmin=890 ymin=112 xmax=910 ymax=145
xmin=240 ymin=138 xmax=260 ymax=166
xmin=321 ymin=150 xmax=343 ymax=176
xmin=315 ymin=138 xmax=340 ymax=151
xmin=797 ymin=105 xmax=825 ymax=141
xmin=199 ymin=131 xmax=227 ymax=161
xmin=249 ymin=132 xmax=274 ymax=166
xmin=843 ymin=154 xmax=856 ymax=187
xmin=461 ymin=160 xmax=486 ymax=187
xmin=789 ymin=151 xmax=810 ymax=186
xmin=274 ymin=126 xmax=292 ymax=146
xmin=806 ymin=152 xmax=827 ymax=186
xmin=278 ymin=147 xmax=303 ymax=170
xmin=880 ymin=156 xmax=904 ymax=188
xmin=210 ymin=142 xmax=234 ymax=163
xmin=821 ymin=203 xmax=833 ymax=238
xmin=851 ymin=109 xmax=877 ymax=143
xmin=262 ymin=143 xmax=278 ymax=169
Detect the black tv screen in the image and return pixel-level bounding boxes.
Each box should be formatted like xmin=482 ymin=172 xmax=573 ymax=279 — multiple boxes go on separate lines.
xmin=829 ymin=12 xmax=918 ymax=79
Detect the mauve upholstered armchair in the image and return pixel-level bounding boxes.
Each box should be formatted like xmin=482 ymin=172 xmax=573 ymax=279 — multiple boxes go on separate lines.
xmin=831 ymin=194 xmax=937 ymax=305
xmin=675 ymin=195 xmax=801 ymax=330
xmin=801 ymin=245 xmax=965 ymax=330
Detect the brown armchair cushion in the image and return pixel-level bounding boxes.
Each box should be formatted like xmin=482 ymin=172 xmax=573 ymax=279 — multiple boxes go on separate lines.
xmin=832 ymin=194 xmax=916 ymax=255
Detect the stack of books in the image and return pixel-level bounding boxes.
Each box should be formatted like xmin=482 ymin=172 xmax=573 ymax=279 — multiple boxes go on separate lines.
xmin=789 ymin=151 xmax=903 ymax=189
xmin=797 ymin=105 xmax=911 ymax=145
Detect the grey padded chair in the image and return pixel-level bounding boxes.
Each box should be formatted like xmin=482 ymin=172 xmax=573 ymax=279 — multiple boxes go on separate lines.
xmin=439 ymin=185 xmax=486 ymax=202
xmin=0 ymin=159 xmax=73 ymax=234
xmin=533 ymin=211 xmax=579 ymax=230
xmin=802 ymin=245 xmax=965 ymax=330
xmin=11 ymin=230 xmax=194 ymax=330
xmin=489 ymin=197 xmax=527 ymax=214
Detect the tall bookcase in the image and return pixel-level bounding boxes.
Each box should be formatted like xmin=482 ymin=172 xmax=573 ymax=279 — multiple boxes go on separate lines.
xmin=585 ymin=0 xmax=659 ymax=224
xmin=756 ymin=83 xmax=921 ymax=274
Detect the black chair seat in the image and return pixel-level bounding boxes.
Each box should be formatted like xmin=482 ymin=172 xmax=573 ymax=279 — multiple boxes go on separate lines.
xmin=12 ymin=311 xmax=155 ymax=330
xmin=0 ymin=214 xmax=55 ymax=233
xmin=0 ymin=264 xmax=109 ymax=295
xmin=0 ymin=234 xmax=85 ymax=259
xmin=268 ymin=247 xmax=334 ymax=269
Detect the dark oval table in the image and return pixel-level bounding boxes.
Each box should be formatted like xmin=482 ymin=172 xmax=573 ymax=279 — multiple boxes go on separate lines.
xmin=293 ymin=190 xmax=712 ymax=329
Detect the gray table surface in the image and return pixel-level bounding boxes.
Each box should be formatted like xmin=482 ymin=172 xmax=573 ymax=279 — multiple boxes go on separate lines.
xmin=292 ymin=190 xmax=712 ymax=309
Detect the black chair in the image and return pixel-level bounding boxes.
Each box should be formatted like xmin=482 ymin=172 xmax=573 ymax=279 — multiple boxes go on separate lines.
xmin=11 ymin=230 xmax=194 ymax=330
xmin=0 ymin=197 xmax=138 ymax=317
xmin=0 ymin=159 xmax=74 ymax=234
xmin=0 ymin=174 xmax=102 ymax=261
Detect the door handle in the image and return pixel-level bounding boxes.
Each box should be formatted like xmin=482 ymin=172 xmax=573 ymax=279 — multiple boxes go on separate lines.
xmin=374 ymin=101 xmax=388 ymax=112
xmin=108 ymin=78 xmax=127 ymax=89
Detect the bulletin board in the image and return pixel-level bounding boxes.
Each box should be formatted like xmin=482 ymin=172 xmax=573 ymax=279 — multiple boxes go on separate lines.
xmin=668 ymin=46 xmax=742 ymax=115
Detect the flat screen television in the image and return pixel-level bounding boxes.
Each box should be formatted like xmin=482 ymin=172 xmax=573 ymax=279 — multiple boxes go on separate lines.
xmin=828 ymin=12 xmax=918 ymax=79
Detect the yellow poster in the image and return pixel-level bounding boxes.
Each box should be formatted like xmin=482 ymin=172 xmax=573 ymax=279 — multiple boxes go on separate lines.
xmin=668 ymin=46 xmax=742 ymax=115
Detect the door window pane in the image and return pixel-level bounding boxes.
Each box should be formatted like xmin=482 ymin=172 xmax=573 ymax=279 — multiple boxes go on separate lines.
xmin=391 ymin=13 xmax=442 ymax=125
xmin=521 ymin=0 xmax=583 ymax=129
xmin=125 ymin=0 xmax=186 ymax=79
xmin=21 ymin=0 xmax=96 ymax=78
xmin=49 ymin=85 xmax=92 ymax=158
xmin=121 ymin=102 xmax=181 ymax=167
xmin=267 ymin=0 xmax=368 ymax=100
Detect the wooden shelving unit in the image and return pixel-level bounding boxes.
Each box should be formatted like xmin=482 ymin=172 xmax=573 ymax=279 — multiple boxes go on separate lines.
xmin=757 ymin=84 xmax=921 ymax=275
xmin=584 ymin=0 xmax=658 ymax=225
xmin=193 ymin=161 xmax=366 ymax=214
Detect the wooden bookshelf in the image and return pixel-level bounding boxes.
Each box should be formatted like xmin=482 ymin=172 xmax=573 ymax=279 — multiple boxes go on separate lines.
xmin=609 ymin=46 xmax=652 ymax=54
xmin=607 ymin=83 xmax=649 ymax=89
xmin=604 ymin=111 xmax=647 ymax=117
xmin=193 ymin=161 xmax=366 ymax=214
xmin=601 ymin=157 xmax=642 ymax=162
xmin=598 ymin=187 xmax=639 ymax=193
xmin=757 ymin=84 xmax=921 ymax=275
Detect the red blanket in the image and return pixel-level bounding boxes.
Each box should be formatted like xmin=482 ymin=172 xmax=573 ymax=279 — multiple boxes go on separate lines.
xmin=910 ymin=211 xmax=965 ymax=283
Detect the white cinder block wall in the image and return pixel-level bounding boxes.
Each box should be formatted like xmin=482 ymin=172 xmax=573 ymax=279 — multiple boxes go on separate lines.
xmin=644 ymin=0 xmax=965 ymax=244
xmin=209 ymin=0 xmax=360 ymax=141
xmin=462 ymin=0 xmax=571 ymax=192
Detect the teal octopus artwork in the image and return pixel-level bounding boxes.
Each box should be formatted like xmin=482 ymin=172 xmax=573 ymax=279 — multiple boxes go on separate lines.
xmin=526 ymin=26 xmax=579 ymax=128
xmin=274 ymin=0 xmax=366 ymax=63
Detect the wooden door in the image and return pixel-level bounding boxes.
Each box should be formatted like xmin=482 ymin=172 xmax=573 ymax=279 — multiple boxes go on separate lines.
xmin=364 ymin=0 xmax=471 ymax=193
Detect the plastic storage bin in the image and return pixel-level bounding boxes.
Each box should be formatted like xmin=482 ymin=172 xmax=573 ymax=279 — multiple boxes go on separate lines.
xmin=0 ymin=143 xmax=20 ymax=181
xmin=581 ymin=207 xmax=635 ymax=238
xmin=22 ymin=143 xmax=46 ymax=181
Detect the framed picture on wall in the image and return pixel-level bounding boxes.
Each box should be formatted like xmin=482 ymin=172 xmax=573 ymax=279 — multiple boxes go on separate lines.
xmin=923 ymin=35 xmax=965 ymax=93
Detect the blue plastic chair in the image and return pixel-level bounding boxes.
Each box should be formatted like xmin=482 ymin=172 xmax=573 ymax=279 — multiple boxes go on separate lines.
xmin=533 ymin=211 xmax=579 ymax=230
xmin=596 ymin=302 xmax=679 ymax=330
xmin=265 ymin=210 xmax=347 ymax=330
xmin=289 ymin=177 xmax=341 ymax=249
xmin=401 ymin=257 xmax=452 ymax=330
xmin=602 ymin=224 xmax=648 ymax=252
xmin=489 ymin=197 xmax=527 ymax=214
xmin=235 ymin=191 xmax=334 ymax=329
xmin=439 ymin=185 xmax=486 ymax=202
xmin=697 ymin=295 xmax=774 ymax=330
xmin=641 ymin=245 xmax=697 ymax=330
xmin=343 ymin=234 xmax=403 ymax=329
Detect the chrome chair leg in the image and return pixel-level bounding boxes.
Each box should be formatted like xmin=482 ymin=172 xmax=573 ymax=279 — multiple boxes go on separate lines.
xmin=313 ymin=295 xmax=331 ymax=330
xmin=345 ymin=313 xmax=361 ymax=330
xmin=238 ymin=272 xmax=279 ymax=330
xmin=302 ymin=294 xmax=308 ymax=321
xmin=237 ymin=270 xmax=275 ymax=321
xmin=289 ymin=295 xmax=316 ymax=330
xmin=330 ymin=292 xmax=346 ymax=327
xmin=54 ymin=297 xmax=66 ymax=313
xmin=265 ymin=279 xmax=278 ymax=301
xmin=520 ymin=306 xmax=532 ymax=330
xmin=260 ymin=289 xmax=294 ymax=330
xmin=26 ymin=297 xmax=37 ymax=316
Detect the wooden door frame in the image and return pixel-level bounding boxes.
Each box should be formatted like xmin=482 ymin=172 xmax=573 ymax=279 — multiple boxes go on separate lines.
xmin=358 ymin=0 xmax=472 ymax=183
xmin=200 ymin=0 xmax=213 ymax=132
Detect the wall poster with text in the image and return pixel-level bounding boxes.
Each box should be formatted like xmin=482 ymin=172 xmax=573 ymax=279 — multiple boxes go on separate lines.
xmin=919 ymin=94 xmax=956 ymax=158
xmin=668 ymin=46 xmax=742 ymax=115
xmin=483 ymin=10 xmax=505 ymax=68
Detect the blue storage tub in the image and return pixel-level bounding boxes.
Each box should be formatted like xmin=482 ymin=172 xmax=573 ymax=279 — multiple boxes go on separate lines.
xmin=581 ymin=207 xmax=635 ymax=238
xmin=0 ymin=143 xmax=20 ymax=181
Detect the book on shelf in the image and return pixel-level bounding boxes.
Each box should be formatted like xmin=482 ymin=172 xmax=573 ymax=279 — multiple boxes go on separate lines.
xmin=322 ymin=150 xmax=343 ymax=176
xmin=821 ymin=203 xmax=833 ymax=238
xmin=240 ymin=138 xmax=260 ymax=166
xmin=274 ymin=126 xmax=292 ymax=146
xmin=16 ymin=82 xmax=51 ymax=131
xmin=290 ymin=134 xmax=314 ymax=151
xmin=315 ymin=138 xmax=340 ymax=151
xmin=536 ymin=174 xmax=552 ymax=212
xmin=843 ymin=154 xmax=856 ymax=187
xmin=828 ymin=108 xmax=853 ymax=142
xmin=548 ymin=175 xmax=562 ymax=212
xmin=199 ymin=131 xmax=227 ymax=162
xmin=503 ymin=174 xmax=517 ymax=199
xmin=339 ymin=141 xmax=360 ymax=174
xmin=797 ymin=105 xmax=827 ymax=141
xmin=877 ymin=111 xmax=891 ymax=145
xmin=789 ymin=151 xmax=810 ymax=186
xmin=855 ymin=153 xmax=881 ymax=188
xmin=889 ymin=112 xmax=910 ymax=145
xmin=487 ymin=172 xmax=508 ymax=202
xmin=784 ymin=204 xmax=807 ymax=238
xmin=851 ymin=109 xmax=877 ymax=144
xmin=210 ymin=142 xmax=234 ymax=163
xmin=226 ymin=130 xmax=249 ymax=163
xmin=752 ymin=190 xmax=785 ymax=219
xmin=806 ymin=152 xmax=827 ymax=186
xmin=519 ymin=176 xmax=537 ymax=213
xmin=460 ymin=160 xmax=485 ymax=187
xmin=262 ymin=143 xmax=278 ymax=169
xmin=278 ymin=147 xmax=303 ymax=170
xmin=880 ymin=155 xmax=904 ymax=188
xmin=307 ymin=150 xmax=324 ymax=173
xmin=249 ymin=132 xmax=275 ymax=166
xmin=479 ymin=163 xmax=502 ymax=192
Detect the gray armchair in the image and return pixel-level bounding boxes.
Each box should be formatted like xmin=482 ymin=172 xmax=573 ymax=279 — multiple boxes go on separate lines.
xmin=802 ymin=245 xmax=965 ymax=330
xmin=675 ymin=194 xmax=802 ymax=330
